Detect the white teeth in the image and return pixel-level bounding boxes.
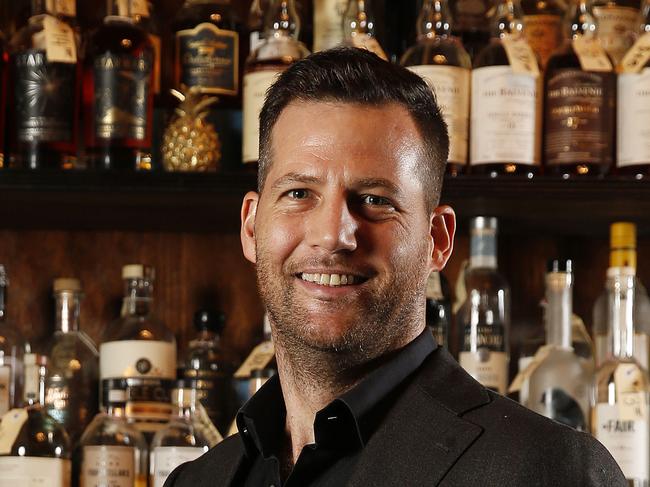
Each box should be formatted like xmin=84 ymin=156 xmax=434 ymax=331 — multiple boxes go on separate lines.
xmin=330 ymin=274 xmax=341 ymax=285
xmin=300 ymin=273 xmax=359 ymax=287
xmin=320 ymin=274 xmax=330 ymax=285
xmin=340 ymin=275 xmax=348 ymax=285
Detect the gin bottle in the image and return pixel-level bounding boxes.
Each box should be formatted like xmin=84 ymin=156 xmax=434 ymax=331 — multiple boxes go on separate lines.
xmin=0 ymin=266 xmax=24 ymax=416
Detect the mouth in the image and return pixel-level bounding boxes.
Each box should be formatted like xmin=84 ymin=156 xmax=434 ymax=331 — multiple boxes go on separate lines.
xmin=297 ymin=272 xmax=368 ymax=287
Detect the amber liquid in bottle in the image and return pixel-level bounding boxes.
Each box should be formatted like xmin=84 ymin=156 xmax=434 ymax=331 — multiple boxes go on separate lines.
xmin=522 ymin=0 xmax=565 ymax=70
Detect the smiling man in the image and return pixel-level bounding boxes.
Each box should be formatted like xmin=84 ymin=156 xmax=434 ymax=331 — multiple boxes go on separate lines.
xmin=165 ymin=48 xmax=625 ymax=487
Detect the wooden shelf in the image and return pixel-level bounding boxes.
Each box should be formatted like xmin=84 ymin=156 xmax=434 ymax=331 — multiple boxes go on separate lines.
xmin=1 ymin=170 xmax=649 ymax=235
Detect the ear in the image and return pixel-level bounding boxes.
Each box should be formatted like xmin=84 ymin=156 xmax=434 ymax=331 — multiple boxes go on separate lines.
xmin=241 ymin=191 xmax=259 ymax=264
xmin=429 ymin=205 xmax=456 ymax=272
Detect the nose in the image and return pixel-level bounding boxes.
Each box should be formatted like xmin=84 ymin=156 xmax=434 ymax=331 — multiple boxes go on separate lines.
xmin=305 ymin=194 xmax=358 ymax=253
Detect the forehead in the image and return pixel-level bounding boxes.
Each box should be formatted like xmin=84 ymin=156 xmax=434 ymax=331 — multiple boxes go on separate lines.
xmin=265 ymin=100 xmax=425 ymax=186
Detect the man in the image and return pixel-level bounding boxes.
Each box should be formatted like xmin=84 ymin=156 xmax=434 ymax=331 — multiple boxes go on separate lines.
xmin=166 ymin=48 xmax=625 ymax=486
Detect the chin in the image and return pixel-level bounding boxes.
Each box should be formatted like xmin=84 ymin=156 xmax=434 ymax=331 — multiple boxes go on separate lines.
xmin=298 ymin=320 xmax=369 ymax=353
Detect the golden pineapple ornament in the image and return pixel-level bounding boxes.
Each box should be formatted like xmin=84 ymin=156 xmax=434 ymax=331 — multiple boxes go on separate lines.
xmin=162 ymin=90 xmax=221 ymax=172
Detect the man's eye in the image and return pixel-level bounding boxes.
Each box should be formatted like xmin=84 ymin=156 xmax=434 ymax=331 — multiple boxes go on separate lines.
xmin=287 ymin=189 xmax=309 ymax=199
xmin=362 ymin=194 xmax=392 ymax=206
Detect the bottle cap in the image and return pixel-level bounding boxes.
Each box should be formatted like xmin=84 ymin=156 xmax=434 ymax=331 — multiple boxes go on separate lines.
xmin=610 ymin=222 xmax=636 ymax=249
xmin=471 ymin=216 xmax=498 ymax=232
xmin=194 ymin=310 xmax=226 ymax=333
xmin=122 ymin=264 xmax=155 ymax=280
xmin=547 ymin=259 xmax=572 ymax=274
xmin=53 ymin=277 xmax=82 ymax=292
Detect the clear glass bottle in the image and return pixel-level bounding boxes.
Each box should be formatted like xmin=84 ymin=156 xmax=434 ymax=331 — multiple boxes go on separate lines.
xmin=525 ymin=260 xmax=593 ymax=430
xmin=44 ymin=278 xmax=99 ymax=447
xmin=0 ymin=356 xmax=72 ymax=487
xmin=99 ymin=265 xmax=177 ymax=443
xmin=179 ymin=310 xmax=238 ymax=433
xmin=593 ymin=223 xmax=650 ymax=369
xmin=313 ymin=0 xmax=348 ymax=51
xmin=0 ymin=266 xmax=24 ymax=415
xmin=342 ymin=0 xmax=387 ymax=59
xmin=150 ymin=382 xmax=214 ymax=487
xmin=592 ymin=0 xmax=640 ymax=65
xmin=425 ymin=271 xmax=452 ymax=349
xmin=8 ymin=0 xmax=79 ymax=170
xmin=400 ymin=0 xmax=471 ymax=177
xmin=522 ymin=0 xmax=566 ymax=69
xmin=457 ymin=217 xmax=511 ymax=394
xmin=83 ymin=0 xmax=154 ymax=171
xmin=592 ymin=271 xmax=650 ymax=485
xmin=470 ymin=0 xmax=541 ymax=177
xmin=77 ymin=378 xmax=148 ymax=487
xmin=543 ymin=0 xmax=615 ymax=178
xmin=242 ymin=0 xmax=310 ymax=166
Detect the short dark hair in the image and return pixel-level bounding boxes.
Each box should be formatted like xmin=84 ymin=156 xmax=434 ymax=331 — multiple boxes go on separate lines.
xmin=258 ymin=47 xmax=449 ymax=211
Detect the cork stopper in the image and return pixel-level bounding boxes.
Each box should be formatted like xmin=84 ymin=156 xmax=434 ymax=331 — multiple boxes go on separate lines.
xmin=122 ymin=264 xmax=145 ymax=279
xmin=53 ymin=278 xmax=82 ymax=293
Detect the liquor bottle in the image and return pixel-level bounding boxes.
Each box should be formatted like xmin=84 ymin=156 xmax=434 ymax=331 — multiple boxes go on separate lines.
xmin=99 ymin=265 xmax=177 ymax=442
xmin=592 ymin=0 xmax=640 ymax=65
xmin=150 ymin=382 xmax=213 ymax=487
xmin=313 ymin=0 xmax=348 ymax=51
xmin=425 ymin=271 xmax=452 ymax=348
xmin=178 ymin=310 xmax=238 ymax=433
xmin=242 ymin=0 xmax=310 ymax=166
xmin=592 ymin=271 xmax=650 ymax=485
xmin=593 ymin=223 xmax=650 ymax=369
xmin=129 ymin=0 xmax=162 ymax=98
xmin=248 ymin=0 xmax=271 ymax=53
xmin=450 ymin=0 xmax=491 ymax=60
xmin=44 ymin=278 xmax=99 ymax=447
xmin=470 ymin=0 xmax=541 ymax=177
xmin=77 ymin=378 xmax=148 ymax=487
xmin=0 ymin=356 xmax=72 ymax=486
xmin=341 ymin=0 xmax=388 ymax=59
xmin=0 ymin=266 xmax=24 ymax=416
xmin=543 ymin=0 xmax=615 ymax=177
xmin=457 ymin=217 xmax=511 ymax=394
xmin=8 ymin=0 xmax=79 ymax=170
xmin=522 ymin=0 xmax=565 ymax=69
xmin=83 ymin=0 xmax=154 ymax=171
xmin=525 ymin=260 xmax=593 ymax=430
xmin=401 ymin=0 xmax=471 ymax=177
xmin=0 ymin=30 xmax=7 ymax=168
xmin=617 ymin=1 xmax=650 ymax=177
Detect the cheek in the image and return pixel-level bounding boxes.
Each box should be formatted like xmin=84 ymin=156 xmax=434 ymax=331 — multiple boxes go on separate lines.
xmin=258 ymin=216 xmax=304 ymax=265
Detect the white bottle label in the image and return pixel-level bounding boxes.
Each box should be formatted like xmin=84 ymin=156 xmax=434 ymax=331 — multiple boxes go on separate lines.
xmin=0 ymin=457 xmax=71 ymax=487
xmin=313 ymin=0 xmax=348 ymax=51
xmin=23 ymin=353 xmax=39 ymax=404
xmin=43 ymin=15 xmax=77 ymax=64
xmin=459 ymin=351 xmax=508 ymax=394
xmin=572 ymin=36 xmax=613 ymax=72
xmin=46 ymin=0 xmax=76 ymax=17
xmin=243 ymin=69 xmax=284 ymax=163
xmin=595 ymin=403 xmax=649 ymax=481
xmin=592 ymin=6 xmax=639 ymax=65
xmin=153 ymin=446 xmax=207 ymax=487
xmin=408 ymin=65 xmax=470 ymax=165
xmin=99 ymin=340 xmax=176 ymax=379
xmin=0 ymin=366 xmax=10 ymax=415
xmin=617 ymin=69 xmax=650 ymax=168
xmin=470 ymin=66 xmax=539 ymax=166
xmin=82 ymin=445 xmax=135 ymax=487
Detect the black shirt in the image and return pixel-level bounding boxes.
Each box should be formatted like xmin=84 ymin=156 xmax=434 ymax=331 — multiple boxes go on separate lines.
xmin=234 ymin=330 xmax=436 ymax=487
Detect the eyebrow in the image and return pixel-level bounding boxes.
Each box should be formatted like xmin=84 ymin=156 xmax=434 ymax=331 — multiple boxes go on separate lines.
xmin=270 ymin=172 xmax=322 ymax=191
xmin=353 ymin=177 xmax=401 ymax=196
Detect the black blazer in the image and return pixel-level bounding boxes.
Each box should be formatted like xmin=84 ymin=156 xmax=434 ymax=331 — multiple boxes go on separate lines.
xmin=165 ymin=347 xmax=626 ymax=486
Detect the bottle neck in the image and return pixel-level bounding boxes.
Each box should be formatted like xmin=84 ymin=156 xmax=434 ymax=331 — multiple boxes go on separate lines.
xmin=173 ymin=388 xmax=197 ymax=419
xmin=607 ymin=274 xmax=636 ymax=360
xmin=55 ymin=291 xmax=81 ymax=333
xmin=469 ymin=229 xmax=498 ymax=270
xmin=107 ymin=404 xmax=127 ymax=417
xmin=566 ymin=0 xmax=595 ymax=40
xmin=417 ymin=0 xmax=453 ymax=40
xmin=29 ymin=361 xmax=47 ymax=407
xmin=545 ymin=272 xmax=573 ymax=349
xmin=265 ymin=0 xmax=300 ymax=38
xmin=643 ymin=0 xmax=650 ymax=33
xmin=492 ymin=0 xmax=525 ymax=39
xmin=123 ymin=278 xmax=154 ymax=317
xmin=344 ymin=0 xmax=376 ymax=37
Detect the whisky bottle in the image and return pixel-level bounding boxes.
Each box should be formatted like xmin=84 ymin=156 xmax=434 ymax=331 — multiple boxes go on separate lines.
xmin=0 ymin=266 xmax=24 ymax=416
xmin=592 ymin=0 xmax=640 ymax=65
xmin=129 ymin=0 xmax=162 ymax=98
xmin=543 ymin=0 xmax=615 ymax=177
xmin=401 ymin=0 xmax=471 ymax=177
xmin=522 ymin=0 xmax=565 ymax=69
xmin=99 ymin=265 xmax=177 ymax=443
xmin=0 ymin=30 xmax=7 ymax=169
xmin=0 ymin=356 xmax=72 ymax=487
xmin=592 ymin=271 xmax=650 ymax=485
xmin=470 ymin=0 xmax=541 ymax=177
xmin=248 ymin=0 xmax=271 ymax=53
xmin=313 ymin=0 xmax=348 ymax=51
xmin=78 ymin=378 xmax=148 ymax=487
xmin=342 ymin=0 xmax=387 ymax=59
xmin=83 ymin=0 xmax=154 ymax=171
xmin=150 ymin=382 xmax=214 ymax=487
xmin=593 ymin=223 xmax=650 ymax=369
xmin=242 ymin=0 xmax=310 ymax=166
xmin=44 ymin=278 xmax=99 ymax=447
xmin=457 ymin=217 xmax=510 ymax=394
xmin=450 ymin=0 xmax=491 ymax=60
xmin=425 ymin=271 xmax=452 ymax=349
xmin=525 ymin=260 xmax=593 ymax=430
xmin=8 ymin=0 xmax=79 ymax=170
xmin=617 ymin=1 xmax=650 ymax=177
xmin=178 ymin=310 xmax=238 ymax=433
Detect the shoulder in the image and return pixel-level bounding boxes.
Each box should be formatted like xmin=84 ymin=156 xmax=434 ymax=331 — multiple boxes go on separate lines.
xmin=163 ymin=435 xmax=245 ymax=487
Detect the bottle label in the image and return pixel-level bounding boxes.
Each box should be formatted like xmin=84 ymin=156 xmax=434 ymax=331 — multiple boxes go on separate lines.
xmin=117 ymin=0 xmax=150 ymax=17
xmin=93 ymin=51 xmax=152 ymax=142
xmin=176 ymin=23 xmax=239 ymax=96
xmin=23 ymin=353 xmax=40 ymax=404
xmin=501 ymin=36 xmax=540 ymax=76
xmin=544 ymin=69 xmax=615 ymax=166
xmin=81 ymin=445 xmax=135 ymax=487
xmin=620 ymin=33 xmax=650 ymax=74
xmin=459 ymin=324 xmax=507 ymax=393
xmin=0 ymin=409 xmax=28 ymax=454
xmin=243 ymin=68 xmax=284 ymax=163
xmin=313 ymin=0 xmax=348 ymax=52
xmin=572 ymin=36 xmax=613 ymax=72
xmin=12 ymin=51 xmax=76 ymax=143
xmin=592 ymin=6 xmax=639 ymax=65
xmin=0 ymin=457 xmax=70 ymax=486
xmin=408 ymin=65 xmax=470 ymax=165
xmin=350 ymin=35 xmax=388 ymax=61
xmin=234 ymin=341 xmax=275 ymax=379
xmin=0 ymin=366 xmax=10 ymax=416
xmin=46 ymin=0 xmax=76 ymax=17
xmin=595 ymin=403 xmax=649 ymax=481
xmin=45 ymin=372 xmax=97 ymax=444
xmin=153 ymin=446 xmax=206 ymax=487
xmin=100 ymin=340 xmax=176 ymax=379
xmin=469 ymin=229 xmax=497 ymax=268
xmin=470 ymin=66 xmax=539 ymax=166
xmin=43 ymin=15 xmax=77 ymax=64
xmin=523 ymin=14 xmax=563 ymax=69
xmin=617 ymin=69 xmax=650 ymax=167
